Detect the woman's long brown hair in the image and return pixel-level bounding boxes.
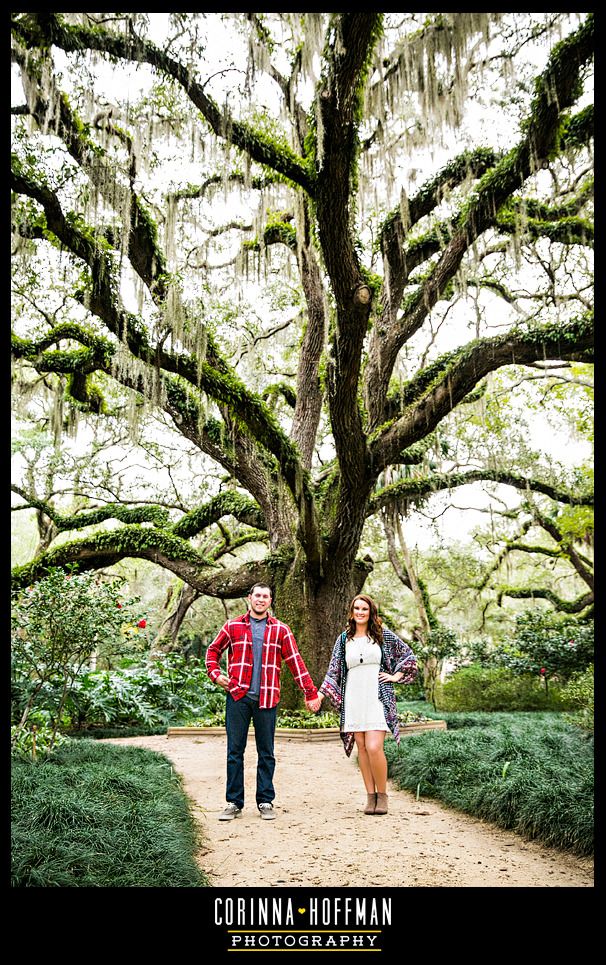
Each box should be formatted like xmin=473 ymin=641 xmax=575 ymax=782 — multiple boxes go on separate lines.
xmin=345 ymin=594 xmax=383 ymax=645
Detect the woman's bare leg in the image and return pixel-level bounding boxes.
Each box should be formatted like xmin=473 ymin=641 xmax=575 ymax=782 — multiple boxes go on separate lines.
xmin=364 ymin=731 xmax=387 ymax=793
xmin=354 ymin=733 xmax=377 ymax=793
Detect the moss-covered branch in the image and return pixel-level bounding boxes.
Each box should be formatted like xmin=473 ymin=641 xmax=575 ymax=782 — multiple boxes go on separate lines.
xmin=497 ymin=585 xmax=593 ymax=614
xmin=243 ymin=217 xmax=298 ymax=253
xmin=370 ymin=312 xmax=593 ymax=471
xmin=396 ymin=175 xmax=593 ymax=280
xmin=262 ymin=382 xmax=297 ymax=409
xmin=559 ymin=103 xmax=593 ymax=150
xmin=11 ymin=526 xmax=217 ymax=592
xmin=171 ymin=492 xmax=266 ymax=539
xmin=169 ymin=172 xmax=277 ymax=203
xmin=379 ymin=147 xmax=500 ymax=273
xmin=495 ymin=211 xmax=593 ymax=247
xmin=12 ymin=13 xmax=315 ymax=194
xmin=10 ymin=486 xmax=170 ymax=530
xmin=369 ymin=468 xmax=592 ymax=517
xmin=532 ymin=508 xmax=594 ymax=591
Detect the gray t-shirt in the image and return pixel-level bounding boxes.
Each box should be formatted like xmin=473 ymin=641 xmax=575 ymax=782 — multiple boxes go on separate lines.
xmin=247 ymin=616 xmax=267 ymax=700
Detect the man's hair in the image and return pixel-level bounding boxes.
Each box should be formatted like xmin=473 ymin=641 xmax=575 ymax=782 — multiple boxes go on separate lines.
xmin=249 ymin=582 xmax=272 ymax=597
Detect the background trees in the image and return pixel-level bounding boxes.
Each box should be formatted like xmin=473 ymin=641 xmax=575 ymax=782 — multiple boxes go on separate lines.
xmin=11 ymin=13 xmax=593 ymax=699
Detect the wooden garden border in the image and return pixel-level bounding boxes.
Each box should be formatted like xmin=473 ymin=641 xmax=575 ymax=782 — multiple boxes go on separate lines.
xmin=167 ymin=720 xmax=446 ymax=740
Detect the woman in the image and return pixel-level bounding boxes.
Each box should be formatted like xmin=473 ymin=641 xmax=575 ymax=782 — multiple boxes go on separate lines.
xmin=317 ymin=594 xmax=417 ymax=815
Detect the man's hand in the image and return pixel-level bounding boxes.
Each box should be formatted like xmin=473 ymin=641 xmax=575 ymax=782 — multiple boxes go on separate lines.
xmin=216 ymin=674 xmax=230 ymax=690
xmin=305 ymin=695 xmax=323 ymax=713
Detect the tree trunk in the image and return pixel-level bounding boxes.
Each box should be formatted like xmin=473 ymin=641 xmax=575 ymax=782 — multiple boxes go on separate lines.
xmin=151 ymin=582 xmax=200 ymax=655
xmin=383 ymin=506 xmax=435 ymax=697
xmin=270 ymin=554 xmax=373 ymax=709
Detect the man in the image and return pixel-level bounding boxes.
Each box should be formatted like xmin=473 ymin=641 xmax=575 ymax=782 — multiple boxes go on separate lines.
xmin=206 ymin=583 xmax=322 ymax=821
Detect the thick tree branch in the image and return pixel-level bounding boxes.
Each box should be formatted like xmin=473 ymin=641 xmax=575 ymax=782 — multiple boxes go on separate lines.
xmin=370 ymin=313 xmax=593 ymax=472
xmin=11 ymin=526 xmax=217 ymax=592
xmin=365 ymin=14 xmax=594 ymax=425
xmin=497 ymin=585 xmax=593 ymax=614
xmin=12 ymin=12 xmax=315 ymax=194
xmin=10 ymin=486 xmax=170 ymax=530
xmin=379 ymin=147 xmax=500 ymax=309
xmin=533 ymin=510 xmax=594 ymax=591
xmin=369 ymin=468 xmax=592 ymax=517
xmin=171 ymin=492 xmax=266 ymax=538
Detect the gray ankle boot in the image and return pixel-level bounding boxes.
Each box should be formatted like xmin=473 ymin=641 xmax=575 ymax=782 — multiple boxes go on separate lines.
xmin=364 ymin=793 xmax=377 ymax=814
xmin=374 ymin=792 xmax=388 ymax=815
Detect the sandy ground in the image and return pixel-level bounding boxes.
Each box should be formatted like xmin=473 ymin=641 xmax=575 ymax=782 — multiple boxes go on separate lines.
xmin=105 ymin=733 xmax=593 ymax=888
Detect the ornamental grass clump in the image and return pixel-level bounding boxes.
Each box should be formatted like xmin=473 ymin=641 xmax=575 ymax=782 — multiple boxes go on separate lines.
xmin=11 ymin=739 xmax=208 ymax=887
xmin=385 ymin=712 xmax=593 ymax=857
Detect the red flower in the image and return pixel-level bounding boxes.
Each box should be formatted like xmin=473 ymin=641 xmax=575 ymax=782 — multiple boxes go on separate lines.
xmin=116 ymin=603 xmax=123 ymax=609
xmin=540 ymin=668 xmax=546 ymax=675
xmin=137 ymin=619 xmax=147 ymax=629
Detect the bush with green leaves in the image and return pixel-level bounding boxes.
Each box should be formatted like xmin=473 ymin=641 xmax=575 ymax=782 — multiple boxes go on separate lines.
xmin=11 ymin=567 xmax=149 ymax=749
xmin=434 ymin=664 xmax=575 ymax=712
xmin=451 ymin=635 xmax=495 ymax=668
xmin=11 ymin=724 xmax=71 ymax=760
xmin=561 ymin=664 xmax=594 ymax=733
xmin=493 ymin=609 xmax=593 ymax=682
xmin=64 ymin=653 xmax=226 ymax=730
xmin=276 ymin=709 xmax=340 ymax=728
xmin=414 ymin=625 xmax=459 ymax=703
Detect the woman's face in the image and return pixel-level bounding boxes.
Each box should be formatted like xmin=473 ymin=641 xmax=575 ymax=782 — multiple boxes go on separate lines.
xmin=352 ymin=598 xmax=371 ymax=624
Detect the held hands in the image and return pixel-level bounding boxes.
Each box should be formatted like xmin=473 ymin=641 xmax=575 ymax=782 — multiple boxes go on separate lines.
xmin=305 ymin=693 xmax=324 ymax=713
xmin=216 ymin=674 xmax=230 ymax=690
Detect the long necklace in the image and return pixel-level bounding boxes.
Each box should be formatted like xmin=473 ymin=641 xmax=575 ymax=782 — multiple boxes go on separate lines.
xmin=352 ymin=633 xmax=367 ymax=664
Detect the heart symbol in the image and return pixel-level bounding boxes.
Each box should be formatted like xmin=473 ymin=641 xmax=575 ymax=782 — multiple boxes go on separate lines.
xmin=298 ymin=908 xmax=306 ymax=914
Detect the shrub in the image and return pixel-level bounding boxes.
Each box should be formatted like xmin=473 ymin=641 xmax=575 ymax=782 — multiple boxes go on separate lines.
xmin=184 ymin=709 xmax=342 ymax=728
xmin=561 ymin=664 xmax=594 ymax=733
xmin=434 ymin=664 xmax=575 ymax=712
xmin=493 ymin=610 xmax=593 ymax=682
xmin=11 ymin=567 xmax=149 ymax=747
xmin=37 ymin=653 xmax=226 ymax=732
xmin=276 ymin=710 xmax=340 ymax=729
xmin=11 ymin=724 xmax=71 ymax=760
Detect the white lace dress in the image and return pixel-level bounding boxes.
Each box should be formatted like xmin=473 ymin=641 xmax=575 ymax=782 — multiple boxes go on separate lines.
xmin=343 ymin=636 xmax=389 ymax=732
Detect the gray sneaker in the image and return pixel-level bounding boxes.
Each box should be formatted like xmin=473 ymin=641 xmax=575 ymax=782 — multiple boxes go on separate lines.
xmin=218 ymin=802 xmax=242 ymax=821
xmin=258 ymin=803 xmax=276 ymax=820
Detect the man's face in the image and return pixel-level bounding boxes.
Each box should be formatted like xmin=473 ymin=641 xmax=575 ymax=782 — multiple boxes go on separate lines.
xmin=248 ymin=587 xmax=272 ymax=618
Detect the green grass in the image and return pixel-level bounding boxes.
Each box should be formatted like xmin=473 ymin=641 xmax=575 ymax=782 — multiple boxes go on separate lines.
xmin=11 ymin=739 xmax=209 ymax=887
xmin=389 ymin=702 xmax=593 ymax=857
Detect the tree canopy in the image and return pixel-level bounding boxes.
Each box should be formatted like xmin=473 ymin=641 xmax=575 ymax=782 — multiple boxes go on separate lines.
xmin=11 ymin=12 xmax=593 ymax=688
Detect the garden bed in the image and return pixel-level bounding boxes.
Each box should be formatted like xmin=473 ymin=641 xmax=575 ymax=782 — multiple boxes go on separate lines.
xmin=167 ymin=720 xmax=447 ymax=740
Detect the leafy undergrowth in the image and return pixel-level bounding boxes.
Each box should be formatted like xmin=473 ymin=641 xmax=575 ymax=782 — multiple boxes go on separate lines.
xmin=387 ymin=705 xmax=593 ymax=857
xmin=11 ymin=739 xmax=209 ymax=887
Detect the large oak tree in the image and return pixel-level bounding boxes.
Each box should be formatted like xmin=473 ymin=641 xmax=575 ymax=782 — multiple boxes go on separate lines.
xmin=11 ymin=13 xmax=593 ymax=699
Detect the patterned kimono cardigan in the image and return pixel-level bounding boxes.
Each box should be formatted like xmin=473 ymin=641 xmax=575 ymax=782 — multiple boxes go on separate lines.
xmin=320 ymin=626 xmax=418 ymax=757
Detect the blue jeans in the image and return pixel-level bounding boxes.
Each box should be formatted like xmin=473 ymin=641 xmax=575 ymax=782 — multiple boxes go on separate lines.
xmin=225 ymin=693 xmax=278 ymax=809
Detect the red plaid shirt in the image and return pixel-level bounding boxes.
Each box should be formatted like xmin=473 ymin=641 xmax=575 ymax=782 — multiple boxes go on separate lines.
xmin=205 ymin=611 xmax=318 ymax=708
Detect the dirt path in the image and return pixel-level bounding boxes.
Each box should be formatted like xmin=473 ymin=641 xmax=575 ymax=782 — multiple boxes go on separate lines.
xmin=105 ymin=733 xmax=593 ymax=888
